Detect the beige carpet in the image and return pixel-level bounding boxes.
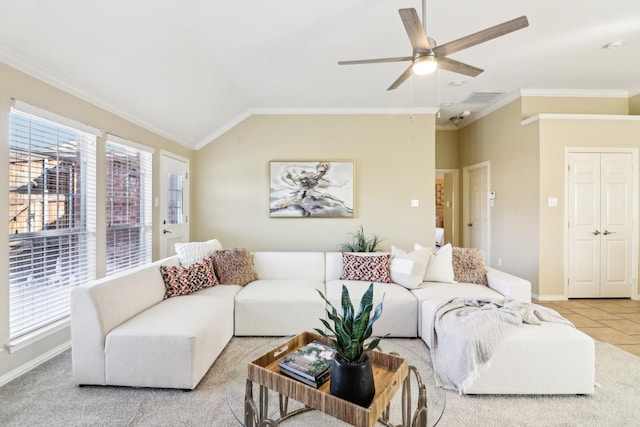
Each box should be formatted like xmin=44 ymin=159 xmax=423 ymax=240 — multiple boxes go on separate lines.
xmin=1 ymin=337 xmax=639 ymax=426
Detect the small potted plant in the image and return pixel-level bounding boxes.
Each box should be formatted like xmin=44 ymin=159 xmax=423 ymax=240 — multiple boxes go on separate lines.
xmin=315 ymin=283 xmax=385 ymax=407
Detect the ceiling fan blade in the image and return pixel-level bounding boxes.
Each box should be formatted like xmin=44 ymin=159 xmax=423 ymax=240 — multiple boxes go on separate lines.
xmin=338 ymin=56 xmax=413 ymax=66
xmin=437 ymin=57 xmax=483 ymax=77
xmin=387 ymin=64 xmax=414 ymax=91
xmin=433 ymin=16 xmax=529 ymax=57
xmin=399 ymin=8 xmax=431 ymax=53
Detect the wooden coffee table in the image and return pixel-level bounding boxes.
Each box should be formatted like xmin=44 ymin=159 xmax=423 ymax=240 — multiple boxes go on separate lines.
xmin=233 ymin=332 xmax=440 ymax=427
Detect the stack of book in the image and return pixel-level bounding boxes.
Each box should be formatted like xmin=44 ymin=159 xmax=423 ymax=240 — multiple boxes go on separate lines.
xmin=278 ymin=340 xmax=336 ymax=388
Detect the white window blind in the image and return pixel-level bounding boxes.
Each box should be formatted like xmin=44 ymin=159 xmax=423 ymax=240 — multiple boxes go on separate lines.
xmin=105 ymin=135 xmax=152 ymax=275
xmin=9 ymin=104 xmax=97 ymax=339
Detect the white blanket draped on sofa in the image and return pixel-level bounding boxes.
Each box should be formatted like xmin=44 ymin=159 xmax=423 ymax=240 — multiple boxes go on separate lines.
xmin=430 ymin=297 xmax=575 ymax=393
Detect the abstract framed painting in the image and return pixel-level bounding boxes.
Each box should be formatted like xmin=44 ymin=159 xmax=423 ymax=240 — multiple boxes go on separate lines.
xmin=269 ymin=161 xmax=355 ymax=218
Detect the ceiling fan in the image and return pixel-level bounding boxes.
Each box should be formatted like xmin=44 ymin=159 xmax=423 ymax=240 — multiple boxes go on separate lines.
xmin=338 ymin=6 xmax=529 ymax=90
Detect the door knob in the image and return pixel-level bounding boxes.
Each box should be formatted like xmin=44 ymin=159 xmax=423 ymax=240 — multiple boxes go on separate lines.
xmin=163 ymin=229 xmax=172 ymax=234
xmin=592 ymin=230 xmax=601 ymax=235
xmin=467 ymin=223 xmax=473 ymax=227
xmin=603 ymin=230 xmax=616 ymax=235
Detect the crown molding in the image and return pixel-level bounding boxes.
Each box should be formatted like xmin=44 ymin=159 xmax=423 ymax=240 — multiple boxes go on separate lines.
xmin=195 ymin=107 xmax=440 ymax=150
xmin=452 ymin=88 xmax=635 ymax=130
xmin=522 ymin=113 xmax=640 ymax=126
xmin=520 ymin=89 xmax=629 ymax=98
xmin=194 ymin=110 xmax=253 ymax=150
xmin=629 ymin=87 xmax=640 ymax=97
xmin=0 ymin=44 xmax=191 ymax=149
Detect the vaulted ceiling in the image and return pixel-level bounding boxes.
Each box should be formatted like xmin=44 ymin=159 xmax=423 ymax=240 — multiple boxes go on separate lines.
xmin=1 ymin=1 xmax=638 ymax=149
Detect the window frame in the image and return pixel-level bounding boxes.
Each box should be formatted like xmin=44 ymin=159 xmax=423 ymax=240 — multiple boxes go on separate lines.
xmin=8 ymin=100 xmax=99 ymax=340
xmin=105 ymin=134 xmax=154 ymax=276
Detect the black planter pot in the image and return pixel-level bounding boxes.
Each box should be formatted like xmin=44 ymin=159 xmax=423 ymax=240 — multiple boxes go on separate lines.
xmin=330 ymin=354 xmax=375 ymax=407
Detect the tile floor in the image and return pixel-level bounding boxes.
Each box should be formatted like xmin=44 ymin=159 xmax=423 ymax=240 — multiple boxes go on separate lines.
xmin=536 ymin=298 xmax=640 ymax=357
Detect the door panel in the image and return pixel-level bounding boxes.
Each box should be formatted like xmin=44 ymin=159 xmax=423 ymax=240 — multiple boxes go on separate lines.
xmin=468 ymin=166 xmax=489 ymax=258
xmin=568 ymin=152 xmax=633 ymax=298
xmin=159 ymin=153 xmax=190 ymax=258
xmin=568 ymin=153 xmax=601 ymax=298
xmin=569 ymin=239 xmax=600 ymax=297
xmin=600 ymin=153 xmax=633 ymax=296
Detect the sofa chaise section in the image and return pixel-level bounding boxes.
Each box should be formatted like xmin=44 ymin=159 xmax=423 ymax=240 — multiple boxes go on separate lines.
xmin=234 ymin=252 xmax=327 ymax=336
xmin=414 ymin=275 xmax=594 ymax=395
xmin=71 ymin=256 xmax=240 ymax=389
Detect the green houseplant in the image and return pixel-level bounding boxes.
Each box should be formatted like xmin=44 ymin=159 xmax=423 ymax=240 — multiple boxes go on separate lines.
xmin=315 ymin=283 xmax=385 ymax=407
xmin=338 ymin=225 xmax=383 ymax=252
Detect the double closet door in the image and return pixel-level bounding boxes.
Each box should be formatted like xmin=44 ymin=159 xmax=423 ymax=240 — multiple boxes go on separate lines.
xmin=568 ymin=152 xmax=633 ymax=298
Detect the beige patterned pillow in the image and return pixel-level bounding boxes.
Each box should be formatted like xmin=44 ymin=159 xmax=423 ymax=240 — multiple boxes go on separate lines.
xmin=211 ymin=248 xmax=258 ymax=286
xmin=452 ymin=247 xmax=488 ymax=286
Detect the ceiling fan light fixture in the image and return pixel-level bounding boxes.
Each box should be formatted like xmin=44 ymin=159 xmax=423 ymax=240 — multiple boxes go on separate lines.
xmin=412 ymin=54 xmax=437 ymax=75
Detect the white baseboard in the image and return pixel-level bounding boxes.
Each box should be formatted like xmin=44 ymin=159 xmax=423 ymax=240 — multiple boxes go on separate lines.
xmin=533 ymin=294 xmax=568 ymax=301
xmin=0 ymin=341 xmax=71 ymax=387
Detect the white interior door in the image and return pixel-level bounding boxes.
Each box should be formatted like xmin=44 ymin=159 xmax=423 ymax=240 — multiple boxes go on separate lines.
xmin=464 ymin=162 xmax=490 ymax=260
xmin=159 ymin=152 xmax=190 ymax=258
xmin=600 ymin=153 xmax=634 ymax=296
xmin=568 ymin=152 xmax=633 ymax=298
xmin=568 ymin=153 xmax=602 ymax=297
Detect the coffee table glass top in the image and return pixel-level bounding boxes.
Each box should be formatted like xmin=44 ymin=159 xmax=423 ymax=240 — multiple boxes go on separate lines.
xmin=227 ymin=337 xmax=445 ymax=426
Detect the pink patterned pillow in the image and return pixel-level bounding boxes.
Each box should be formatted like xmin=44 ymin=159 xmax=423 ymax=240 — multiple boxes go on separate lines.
xmin=340 ymin=253 xmax=392 ymax=283
xmin=160 ymin=256 xmax=219 ymax=299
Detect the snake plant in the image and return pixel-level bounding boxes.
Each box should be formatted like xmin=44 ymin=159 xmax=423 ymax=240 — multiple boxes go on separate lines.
xmin=315 ymin=283 xmax=386 ymax=363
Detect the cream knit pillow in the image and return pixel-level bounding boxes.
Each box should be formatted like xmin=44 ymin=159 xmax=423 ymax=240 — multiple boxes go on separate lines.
xmin=174 ymin=239 xmax=223 ymax=267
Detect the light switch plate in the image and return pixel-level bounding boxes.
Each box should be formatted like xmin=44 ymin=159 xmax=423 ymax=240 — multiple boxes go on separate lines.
xmin=548 ymin=197 xmax=558 ymax=207
xmin=411 ymin=199 xmax=419 ymax=207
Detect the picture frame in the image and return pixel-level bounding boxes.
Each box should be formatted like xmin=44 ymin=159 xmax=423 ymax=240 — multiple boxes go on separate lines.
xmin=269 ymin=161 xmax=355 ymax=218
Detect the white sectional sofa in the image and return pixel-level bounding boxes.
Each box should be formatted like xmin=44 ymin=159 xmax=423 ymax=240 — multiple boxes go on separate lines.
xmin=71 ymin=250 xmax=595 ymax=395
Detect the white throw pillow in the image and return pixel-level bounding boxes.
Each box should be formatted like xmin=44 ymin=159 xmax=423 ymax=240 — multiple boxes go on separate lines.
xmin=415 ymin=243 xmax=456 ymax=283
xmin=175 ymin=239 xmax=223 ymax=267
xmin=389 ymin=245 xmax=430 ymax=289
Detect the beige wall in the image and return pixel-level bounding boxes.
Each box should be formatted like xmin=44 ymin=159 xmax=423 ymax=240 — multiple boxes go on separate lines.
xmin=537 ymin=117 xmax=640 ymax=298
xmin=0 ymin=63 xmax=189 ymax=380
xmin=458 ymin=99 xmax=540 ymax=292
xmin=522 ymin=96 xmax=628 ymax=119
xmin=458 ymin=95 xmax=637 ymax=298
xmin=435 ymin=130 xmax=459 ymax=169
xmin=435 ymin=130 xmax=460 ymax=246
xmin=192 ymin=114 xmax=435 ymax=252
xmin=630 ymin=93 xmax=640 ymax=115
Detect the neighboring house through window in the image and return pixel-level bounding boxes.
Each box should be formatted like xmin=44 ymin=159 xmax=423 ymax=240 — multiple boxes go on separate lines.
xmin=105 ymin=135 xmax=153 ymax=276
xmin=8 ymin=101 xmax=98 ymax=339
xmin=8 ymin=101 xmax=154 ymax=341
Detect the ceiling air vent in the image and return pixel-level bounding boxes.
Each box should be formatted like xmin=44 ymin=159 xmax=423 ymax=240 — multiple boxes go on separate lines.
xmin=461 ymin=91 xmax=507 ymax=104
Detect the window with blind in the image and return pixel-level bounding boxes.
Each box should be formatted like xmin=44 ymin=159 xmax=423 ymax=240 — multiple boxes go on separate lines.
xmin=9 ymin=102 xmax=97 ymax=339
xmin=105 ymin=136 xmax=153 ymax=275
